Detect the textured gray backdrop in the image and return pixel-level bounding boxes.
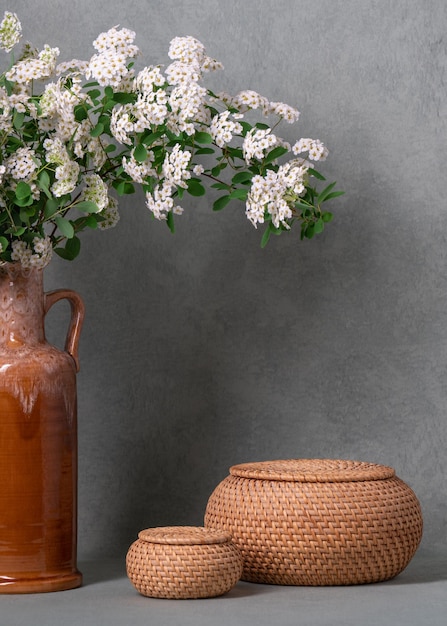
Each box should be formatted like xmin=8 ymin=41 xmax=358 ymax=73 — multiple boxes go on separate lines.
xmin=5 ymin=0 xmax=446 ymax=560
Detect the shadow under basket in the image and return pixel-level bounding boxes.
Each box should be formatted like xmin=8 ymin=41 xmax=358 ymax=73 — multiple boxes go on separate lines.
xmin=204 ymin=459 xmax=423 ymax=586
xmin=126 ymin=526 xmax=242 ymax=599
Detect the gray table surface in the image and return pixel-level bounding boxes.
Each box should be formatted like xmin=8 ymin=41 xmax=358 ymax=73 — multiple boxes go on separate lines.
xmin=1 ymin=551 xmax=446 ymax=626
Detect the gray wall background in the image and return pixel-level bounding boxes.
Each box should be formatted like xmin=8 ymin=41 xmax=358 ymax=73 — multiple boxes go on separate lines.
xmin=5 ymin=0 xmax=446 ymax=559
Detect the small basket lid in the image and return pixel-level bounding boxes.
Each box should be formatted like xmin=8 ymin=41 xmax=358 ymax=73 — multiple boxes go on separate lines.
xmin=229 ymin=459 xmax=395 ymax=482
xmin=137 ymin=526 xmax=233 ymax=545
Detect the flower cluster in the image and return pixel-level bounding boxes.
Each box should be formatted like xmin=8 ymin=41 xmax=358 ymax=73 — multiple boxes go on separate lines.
xmin=0 ymin=10 xmax=343 ymax=267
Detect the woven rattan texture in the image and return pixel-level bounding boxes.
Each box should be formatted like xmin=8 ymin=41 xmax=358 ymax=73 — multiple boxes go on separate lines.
xmin=138 ymin=525 xmax=232 ymax=545
xmin=230 ymin=459 xmax=395 ymax=482
xmin=126 ymin=528 xmax=242 ymax=599
xmin=205 ymin=463 xmax=423 ymax=586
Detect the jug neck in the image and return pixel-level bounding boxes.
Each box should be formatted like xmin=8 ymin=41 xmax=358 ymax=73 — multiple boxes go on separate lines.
xmin=0 ymin=263 xmax=46 ymax=348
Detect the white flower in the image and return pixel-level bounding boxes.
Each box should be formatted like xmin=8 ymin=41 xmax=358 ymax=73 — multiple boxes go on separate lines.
xmin=110 ymin=104 xmax=134 ymax=144
xmin=92 ymin=26 xmax=138 ymax=56
xmin=242 ymin=128 xmax=281 ymax=163
xmin=268 ymin=101 xmax=300 ymax=123
xmin=122 ymin=150 xmax=156 ymax=183
xmin=6 ymin=45 xmax=60 ymax=84
xmin=293 ymin=138 xmax=328 ymax=161
xmin=81 ymin=174 xmax=108 ymax=210
xmin=98 ymin=196 xmax=120 ymax=230
xmin=44 ymin=137 xmax=80 ymax=196
xmin=0 ymin=87 xmax=12 ymax=133
xmin=0 ymin=11 xmax=22 ymax=52
xmin=87 ymin=26 xmax=139 ymax=88
xmin=134 ymin=65 xmax=165 ymax=94
xmin=231 ymin=90 xmax=270 ymax=114
xmin=168 ymin=36 xmax=206 ymax=65
xmin=134 ymin=92 xmax=168 ymax=129
xmin=166 ymin=36 xmax=223 ymax=85
xmin=86 ymin=137 xmax=108 ymax=169
xmin=145 ymin=182 xmax=176 ymax=220
xmin=88 ymin=49 xmax=131 ymax=88
xmin=4 ymin=147 xmax=40 ymax=180
xmin=165 ymin=60 xmax=201 ymax=86
xmin=11 ymin=236 xmax=52 ymax=269
xmin=56 ymin=59 xmax=90 ymax=75
xmin=245 ymin=159 xmax=309 ymax=229
xmin=162 ymin=144 xmax=191 ymax=188
xmin=193 ymin=164 xmax=204 ymax=176
xmin=167 ymin=81 xmax=209 ymax=135
xmin=210 ymin=110 xmax=243 ymax=148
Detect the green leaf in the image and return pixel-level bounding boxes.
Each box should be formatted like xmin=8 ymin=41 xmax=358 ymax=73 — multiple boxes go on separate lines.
xmin=43 ymin=197 xmax=59 ymax=218
xmin=0 ymin=236 xmax=8 ymax=252
xmin=195 ymin=147 xmax=215 ymax=155
xmin=304 ymin=224 xmax=315 ymax=239
xmin=142 ymin=131 xmax=165 ymax=146
xmin=19 ymin=206 xmax=34 ymax=223
xmin=322 ymin=211 xmax=333 ymax=223
xmin=261 ymin=226 xmax=272 ymax=248
xmin=90 ymin=122 xmax=104 ymax=137
xmin=239 ymin=121 xmax=254 ymax=135
xmin=74 ymin=105 xmax=88 ymax=122
xmin=37 ymin=170 xmax=52 ymax=198
xmin=75 ymin=200 xmax=102 ymax=214
xmin=263 ymin=146 xmax=288 ymax=165
xmin=314 ymin=218 xmax=324 ymax=234
xmin=186 ymin=178 xmax=206 ymax=197
xmin=294 ymin=201 xmax=313 ymax=213
xmin=232 ymin=171 xmax=254 ymax=185
xmin=85 ymin=215 xmax=99 ymax=229
xmin=308 ymin=168 xmax=326 ymax=181
xmin=13 ymin=111 xmax=25 ymax=130
xmin=54 ymin=216 xmax=75 ymax=239
xmin=194 ymin=131 xmax=213 ymax=144
xmin=166 ymin=129 xmax=185 ymax=143
xmin=5 ymin=225 xmax=26 ymax=236
xmin=133 ymin=143 xmax=148 ymax=163
xmin=14 ymin=195 xmax=33 ymax=207
xmin=211 ymin=182 xmax=231 ymax=191
xmin=320 ymin=190 xmax=345 ymax=203
xmin=229 ymin=188 xmax=248 ymax=200
xmin=87 ymin=88 xmax=101 ymax=101
xmin=114 ymin=181 xmax=135 ymax=196
xmin=15 ymin=181 xmax=32 ymax=200
xmin=55 ymin=236 xmax=81 ymax=260
xmin=104 ymin=86 xmax=114 ymax=100
xmin=226 ymin=147 xmax=244 ymax=161
xmin=213 ymin=195 xmax=231 ymax=211
xmin=317 ymin=181 xmax=338 ymax=204
xmin=211 ymin=162 xmax=227 ymax=177
xmin=113 ymin=92 xmax=137 ymax=104
xmin=166 ymin=211 xmax=175 ymax=233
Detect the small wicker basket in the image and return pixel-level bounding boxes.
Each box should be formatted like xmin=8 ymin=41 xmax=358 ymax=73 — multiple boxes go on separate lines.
xmin=204 ymin=459 xmax=423 ymax=586
xmin=126 ymin=526 xmax=242 ymax=599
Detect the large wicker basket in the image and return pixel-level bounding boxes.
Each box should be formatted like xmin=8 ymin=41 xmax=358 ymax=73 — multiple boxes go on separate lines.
xmin=126 ymin=526 xmax=242 ymax=599
xmin=204 ymin=459 xmax=423 ymax=586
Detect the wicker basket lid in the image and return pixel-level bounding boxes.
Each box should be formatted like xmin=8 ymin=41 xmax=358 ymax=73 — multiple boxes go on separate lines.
xmin=229 ymin=459 xmax=395 ymax=482
xmin=137 ymin=526 xmax=233 ymax=545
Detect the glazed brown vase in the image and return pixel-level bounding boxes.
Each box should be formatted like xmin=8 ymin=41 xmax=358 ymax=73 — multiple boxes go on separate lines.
xmin=0 ymin=262 xmax=84 ymax=593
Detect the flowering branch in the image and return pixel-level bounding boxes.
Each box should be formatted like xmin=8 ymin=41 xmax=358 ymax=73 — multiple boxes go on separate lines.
xmin=0 ymin=10 xmax=343 ymax=268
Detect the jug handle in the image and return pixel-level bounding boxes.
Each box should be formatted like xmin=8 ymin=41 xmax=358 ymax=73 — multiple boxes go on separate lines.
xmin=44 ymin=289 xmax=85 ymax=373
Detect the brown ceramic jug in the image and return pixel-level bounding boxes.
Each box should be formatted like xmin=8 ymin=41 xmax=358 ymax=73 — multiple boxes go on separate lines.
xmin=0 ymin=263 xmax=84 ymax=593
